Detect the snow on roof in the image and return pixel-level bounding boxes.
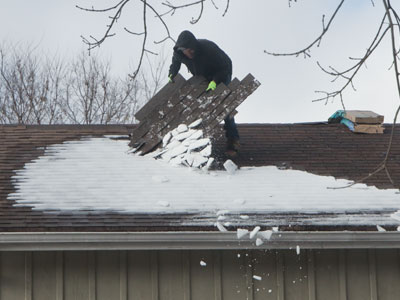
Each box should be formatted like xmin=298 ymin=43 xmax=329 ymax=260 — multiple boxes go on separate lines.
xmin=8 ymin=137 xmax=400 ymax=216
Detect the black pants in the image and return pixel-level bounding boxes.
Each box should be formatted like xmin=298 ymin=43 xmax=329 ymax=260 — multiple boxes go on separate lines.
xmin=222 ymin=75 xmax=239 ymax=141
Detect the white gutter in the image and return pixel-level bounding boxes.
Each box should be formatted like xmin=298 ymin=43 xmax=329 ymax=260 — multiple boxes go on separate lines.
xmin=0 ymin=231 xmax=400 ymax=251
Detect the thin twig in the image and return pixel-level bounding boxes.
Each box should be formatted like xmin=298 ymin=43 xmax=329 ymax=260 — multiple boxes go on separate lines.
xmin=223 ymin=0 xmax=230 ymax=17
xmin=330 ymin=0 xmax=400 ymax=189
xmin=128 ymin=0 xmax=148 ymax=81
xmin=264 ymin=0 xmax=345 ymax=57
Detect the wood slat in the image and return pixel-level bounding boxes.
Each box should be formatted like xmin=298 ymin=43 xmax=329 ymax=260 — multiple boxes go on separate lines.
xmin=129 ymin=77 xmax=204 ymax=147
xmin=137 ymin=80 xmax=209 ymax=154
xmin=130 ymin=73 xmax=260 ymax=155
xmin=204 ymin=74 xmax=260 ymax=136
xmin=135 ymin=74 xmax=186 ymax=121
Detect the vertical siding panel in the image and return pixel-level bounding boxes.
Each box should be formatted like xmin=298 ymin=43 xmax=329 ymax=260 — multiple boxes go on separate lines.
xmin=345 ymin=250 xmax=371 ymax=300
xmin=221 ymin=250 xmax=247 ymax=300
xmin=127 ymin=251 xmax=153 ymax=300
xmin=0 ymin=252 xmax=26 ymax=300
xmin=25 ymin=252 xmax=32 ymax=300
xmin=282 ymin=249 xmax=308 ymax=300
xmin=376 ymin=249 xmax=400 ymax=300
xmin=315 ymin=250 xmax=340 ymax=300
xmin=32 ymin=252 xmax=57 ymax=299
xmin=276 ymin=251 xmax=285 ymax=300
xmin=338 ymin=250 xmax=347 ymax=300
xmin=182 ymin=251 xmax=191 ymax=300
xmin=96 ymin=251 xmax=120 ymax=300
xmin=158 ymin=251 xmax=185 ymax=300
xmin=307 ymin=250 xmax=316 ymax=300
xmin=253 ymin=250 xmax=278 ymax=300
xmin=213 ymin=251 xmax=222 ymax=300
xmin=368 ymin=250 xmax=378 ymax=300
xmin=120 ymin=251 xmax=128 ymax=300
xmin=56 ymin=252 xmax=64 ymax=300
xmin=88 ymin=251 xmax=96 ymax=300
xmin=245 ymin=251 xmax=254 ymax=300
xmin=64 ymin=251 xmax=90 ymax=300
xmin=189 ymin=250 xmax=216 ymax=300
xmin=151 ymin=251 xmax=159 ymax=300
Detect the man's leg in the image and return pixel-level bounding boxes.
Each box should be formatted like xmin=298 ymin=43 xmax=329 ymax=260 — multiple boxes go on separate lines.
xmin=224 ymin=116 xmax=240 ymax=153
xmin=221 ymin=75 xmax=240 ymax=154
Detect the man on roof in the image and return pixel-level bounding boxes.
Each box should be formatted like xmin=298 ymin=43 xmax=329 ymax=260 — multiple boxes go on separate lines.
xmin=168 ymin=30 xmax=239 ymax=156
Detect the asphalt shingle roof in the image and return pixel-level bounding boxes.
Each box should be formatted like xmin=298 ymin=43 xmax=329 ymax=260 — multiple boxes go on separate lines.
xmin=1 ymin=123 xmax=400 ymax=232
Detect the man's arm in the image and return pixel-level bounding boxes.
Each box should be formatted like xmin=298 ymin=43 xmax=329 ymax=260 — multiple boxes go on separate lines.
xmin=168 ymin=52 xmax=182 ymax=79
xmin=200 ymin=40 xmax=232 ymax=85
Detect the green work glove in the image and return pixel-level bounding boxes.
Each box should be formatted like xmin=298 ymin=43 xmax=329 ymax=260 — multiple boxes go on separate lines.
xmin=206 ymin=80 xmax=217 ymax=91
xmin=168 ymin=74 xmax=174 ymax=83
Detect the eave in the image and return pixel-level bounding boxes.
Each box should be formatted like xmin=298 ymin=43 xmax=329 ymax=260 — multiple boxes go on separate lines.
xmin=1 ymin=231 xmax=400 ymax=251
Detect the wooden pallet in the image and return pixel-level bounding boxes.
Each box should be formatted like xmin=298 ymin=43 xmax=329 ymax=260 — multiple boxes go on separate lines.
xmin=130 ymin=73 xmax=260 ymax=154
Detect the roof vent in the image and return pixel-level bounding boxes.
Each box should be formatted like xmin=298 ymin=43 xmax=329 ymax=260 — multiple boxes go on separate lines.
xmin=328 ymin=110 xmax=384 ymax=134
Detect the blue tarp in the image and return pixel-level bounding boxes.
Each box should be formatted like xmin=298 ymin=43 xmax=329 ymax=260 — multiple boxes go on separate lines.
xmin=328 ymin=110 xmax=355 ymax=131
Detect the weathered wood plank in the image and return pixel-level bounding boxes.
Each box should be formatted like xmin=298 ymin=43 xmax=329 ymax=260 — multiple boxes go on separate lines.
xmin=204 ymin=74 xmax=260 ymax=136
xmin=178 ymin=83 xmax=232 ymax=127
xmin=138 ymin=81 xmax=231 ymax=154
xmin=129 ymin=77 xmax=204 ymax=148
xmin=135 ymin=74 xmax=186 ymax=121
xmin=138 ymin=80 xmax=209 ymax=154
xmin=130 ymin=73 xmax=260 ymax=155
xmin=344 ymin=110 xmax=384 ymax=124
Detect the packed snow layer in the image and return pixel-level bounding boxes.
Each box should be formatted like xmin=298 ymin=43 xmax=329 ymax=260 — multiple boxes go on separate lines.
xmin=8 ymin=137 xmax=400 ymax=213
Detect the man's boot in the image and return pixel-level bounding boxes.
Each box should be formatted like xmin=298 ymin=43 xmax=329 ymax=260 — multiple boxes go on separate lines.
xmin=225 ymin=138 xmax=240 ymax=157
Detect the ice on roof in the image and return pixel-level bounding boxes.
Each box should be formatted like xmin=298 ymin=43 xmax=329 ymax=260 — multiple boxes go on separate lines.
xmin=7 ymin=137 xmax=400 ymax=214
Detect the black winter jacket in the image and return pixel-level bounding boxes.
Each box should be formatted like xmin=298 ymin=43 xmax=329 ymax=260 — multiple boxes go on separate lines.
xmin=169 ymin=31 xmax=232 ymax=84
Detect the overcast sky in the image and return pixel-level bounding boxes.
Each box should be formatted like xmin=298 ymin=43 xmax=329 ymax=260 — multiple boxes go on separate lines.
xmin=1 ymin=0 xmax=399 ymax=123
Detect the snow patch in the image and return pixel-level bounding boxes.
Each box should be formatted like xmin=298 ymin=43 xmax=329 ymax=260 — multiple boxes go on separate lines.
xmin=157 ymin=200 xmax=170 ymax=207
xmin=237 ymin=228 xmax=249 ymax=239
xmin=250 ymin=226 xmax=261 ymax=239
xmin=233 ymin=199 xmax=246 ymax=205
xmin=152 ymin=175 xmax=169 ymax=183
xmin=258 ymin=230 xmax=273 ymax=240
xmin=8 ymin=136 xmax=400 ymax=217
xmin=216 ymin=222 xmax=227 ymax=232
xmin=223 ymin=159 xmax=238 ymax=175
xmin=189 ymin=118 xmax=202 ymax=129
xmin=156 ymin=123 xmax=213 ymax=170
xmin=256 ymin=238 xmax=264 ymax=246
xmin=376 ymin=225 xmax=386 ymax=232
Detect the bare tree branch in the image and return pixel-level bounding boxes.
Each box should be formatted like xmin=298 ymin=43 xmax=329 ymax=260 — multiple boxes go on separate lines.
xmin=78 ymin=0 xmax=131 ymax=51
xmin=312 ymin=13 xmax=390 ymax=104
xmin=264 ymin=0 xmax=345 ymax=58
xmin=329 ymin=0 xmax=400 ymax=189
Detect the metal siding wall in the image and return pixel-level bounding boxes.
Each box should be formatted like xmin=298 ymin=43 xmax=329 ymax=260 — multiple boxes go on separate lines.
xmin=252 ymin=250 xmax=279 ymax=300
xmin=345 ymin=249 xmax=371 ymax=300
xmin=0 ymin=252 xmax=27 ymax=300
xmin=127 ymin=250 xmax=154 ymax=300
xmin=375 ymin=249 xmax=400 ymax=300
xmin=314 ymin=250 xmax=341 ymax=300
xmin=1 ymin=249 xmax=400 ymax=300
xmin=158 ymin=251 xmax=186 ymax=300
xmin=32 ymin=252 xmax=57 ymax=299
xmin=189 ymin=250 xmax=217 ymax=300
xmin=64 ymin=251 xmax=91 ymax=300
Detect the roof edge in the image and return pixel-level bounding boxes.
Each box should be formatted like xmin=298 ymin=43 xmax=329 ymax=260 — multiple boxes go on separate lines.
xmin=1 ymin=231 xmax=400 ymax=251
